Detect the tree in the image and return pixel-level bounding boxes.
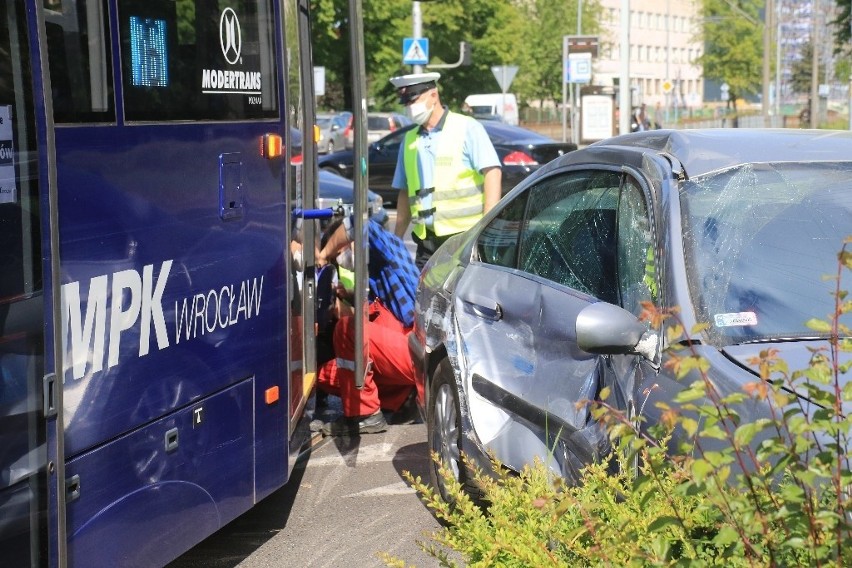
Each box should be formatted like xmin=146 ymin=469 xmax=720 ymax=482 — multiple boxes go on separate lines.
xmin=696 ymin=0 xmax=764 ymax=112
xmin=310 ymin=0 xmax=527 ymax=112
xmin=831 ymin=0 xmax=852 ymax=56
xmin=789 ymin=42 xmax=826 ymax=96
xmin=511 ymin=0 xmax=602 ymax=110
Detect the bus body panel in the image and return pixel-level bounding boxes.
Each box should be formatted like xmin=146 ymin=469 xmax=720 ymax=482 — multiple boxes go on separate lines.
xmin=66 ymin=378 xmax=254 ymax=567
xmin=53 ymin=100 xmax=293 ymax=568
xmin=53 ymin=123 xmax=289 ymax=462
xmin=1 ymin=0 xmax=321 ymax=564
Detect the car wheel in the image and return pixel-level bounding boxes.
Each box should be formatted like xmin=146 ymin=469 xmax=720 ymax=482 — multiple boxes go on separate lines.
xmin=427 ymin=357 xmax=483 ymax=506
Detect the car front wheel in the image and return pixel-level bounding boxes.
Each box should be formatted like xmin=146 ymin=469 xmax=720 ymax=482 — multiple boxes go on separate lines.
xmin=427 ymin=357 xmax=482 ymax=506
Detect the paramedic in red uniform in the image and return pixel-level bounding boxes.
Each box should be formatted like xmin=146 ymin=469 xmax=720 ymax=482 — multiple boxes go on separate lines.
xmin=315 ymin=216 xmax=420 ymax=436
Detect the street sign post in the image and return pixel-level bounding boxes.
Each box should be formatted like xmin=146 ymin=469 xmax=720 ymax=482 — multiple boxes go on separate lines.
xmin=491 ymin=65 xmax=518 ymax=93
xmin=567 ymin=53 xmax=592 ymax=84
xmin=402 ymin=37 xmax=429 ymax=66
xmin=563 ymin=35 xmax=599 ymax=145
xmin=313 ymin=66 xmax=326 ymax=97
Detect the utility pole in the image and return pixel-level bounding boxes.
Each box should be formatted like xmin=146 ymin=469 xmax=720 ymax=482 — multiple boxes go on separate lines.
xmin=665 ymin=0 xmax=670 ymax=125
xmin=762 ymin=0 xmax=774 ymax=125
xmin=573 ymin=0 xmax=582 ymax=146
xmin=619 ymin=0 xmax=631 ymax=134
xmin=775 ymin=0 xmax=782 ymax=118
xmin=810 ymin=0 xmax=819 ymax=128
xmin=412 ymin=1 xmax=423 ymax=73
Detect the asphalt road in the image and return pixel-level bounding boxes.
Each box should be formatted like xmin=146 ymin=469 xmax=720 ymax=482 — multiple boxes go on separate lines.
xmin=167 ymin=420 xmax=448 ymax=568
xmin=168 ymin=213 xmax=447 ymax=568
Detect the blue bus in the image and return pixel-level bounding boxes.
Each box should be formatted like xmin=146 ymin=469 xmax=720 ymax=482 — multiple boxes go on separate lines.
xmin=0 ymin=0 xmax=374 ymax=565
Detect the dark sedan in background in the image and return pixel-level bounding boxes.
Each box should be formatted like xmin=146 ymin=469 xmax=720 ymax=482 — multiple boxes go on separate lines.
xmin=318 ymin=120 xmax=577 ymax=204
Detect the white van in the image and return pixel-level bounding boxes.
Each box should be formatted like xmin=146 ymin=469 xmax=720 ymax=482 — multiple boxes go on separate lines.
xmin=464 ymin=93 xmax=519 ymax=126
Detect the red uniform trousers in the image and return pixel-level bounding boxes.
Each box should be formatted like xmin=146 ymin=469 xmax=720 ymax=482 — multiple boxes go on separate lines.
xmin=317 ymin=301 xmax=416 ymax=418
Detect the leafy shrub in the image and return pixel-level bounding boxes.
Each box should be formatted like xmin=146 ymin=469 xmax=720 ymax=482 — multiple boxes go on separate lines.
xmin=388 ymin=238 xmax=851 ymax=567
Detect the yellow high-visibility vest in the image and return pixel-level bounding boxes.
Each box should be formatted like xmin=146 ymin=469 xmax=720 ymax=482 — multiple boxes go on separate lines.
xmin=403 ymin=112 xmax=485 ymax=239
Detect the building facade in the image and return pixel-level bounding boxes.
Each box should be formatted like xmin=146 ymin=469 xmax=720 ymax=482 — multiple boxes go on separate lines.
xmin=592 ymin=0 xmax=704 ymax=121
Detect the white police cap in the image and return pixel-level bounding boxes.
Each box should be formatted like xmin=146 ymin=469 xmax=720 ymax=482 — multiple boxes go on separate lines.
xmin=389 ymin=72 xmax=441 ymax=89
xmin=390 ymin=72 xmax=441 ymax=104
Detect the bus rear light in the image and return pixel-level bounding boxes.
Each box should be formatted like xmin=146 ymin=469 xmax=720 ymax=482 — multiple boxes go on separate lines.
xmin=502 ymin=150 xmax=538 ymax=166
xmin=265 ymin=386 xmax=280 ymax=404
xmin=261 ymin=133 xmax=283 ymax=159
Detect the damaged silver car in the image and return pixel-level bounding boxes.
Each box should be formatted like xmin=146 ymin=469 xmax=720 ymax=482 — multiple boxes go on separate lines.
xmin=408 ymin=129 xmax=852 ymax=502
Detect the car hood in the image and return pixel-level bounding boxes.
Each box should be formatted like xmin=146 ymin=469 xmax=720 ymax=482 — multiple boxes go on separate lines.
xmin=723 ymin=340 xmax=852 ymax=416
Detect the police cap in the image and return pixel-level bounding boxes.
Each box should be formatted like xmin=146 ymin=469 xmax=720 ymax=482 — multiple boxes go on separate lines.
xmin=390 ymin=72 xmax=441 ymax=105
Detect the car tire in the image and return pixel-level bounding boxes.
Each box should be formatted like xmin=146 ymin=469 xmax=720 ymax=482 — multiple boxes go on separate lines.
xmin=427 ymin=357 xmax=484 ymax=508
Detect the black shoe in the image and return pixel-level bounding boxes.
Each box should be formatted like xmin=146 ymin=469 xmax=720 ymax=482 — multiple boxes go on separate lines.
xmin=388 ymin=390 xmax=420 ymax=425
xmin=321 ymin=411 xmax=387 ymax=436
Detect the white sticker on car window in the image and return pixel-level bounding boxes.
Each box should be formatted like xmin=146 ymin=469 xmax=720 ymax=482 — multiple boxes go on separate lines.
xmin=714 ymin=311 xmax=758 ymax=327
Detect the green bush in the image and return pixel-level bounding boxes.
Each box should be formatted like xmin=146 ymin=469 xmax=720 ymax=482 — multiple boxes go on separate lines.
xmin=387 ymin=238 xmax=851 ymax=567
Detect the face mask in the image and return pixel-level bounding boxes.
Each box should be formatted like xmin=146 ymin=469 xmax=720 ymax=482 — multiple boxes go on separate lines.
xmin=336 ymin=247 xmax=354 ymax=271
xmin=408 ymin=101 xmax=432 ymax=125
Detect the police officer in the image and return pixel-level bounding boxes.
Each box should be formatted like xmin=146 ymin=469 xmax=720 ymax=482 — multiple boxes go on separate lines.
xmin=390 ymin=72 xmax=502 ymax=269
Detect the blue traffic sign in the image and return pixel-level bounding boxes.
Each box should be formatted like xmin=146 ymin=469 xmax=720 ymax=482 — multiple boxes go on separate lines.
xmin=402 ymin=38 xmax=429 ymax=65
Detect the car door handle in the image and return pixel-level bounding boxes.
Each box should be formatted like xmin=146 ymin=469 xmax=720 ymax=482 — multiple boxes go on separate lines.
xmin=462 ymin=293 xmax=503 ymax=321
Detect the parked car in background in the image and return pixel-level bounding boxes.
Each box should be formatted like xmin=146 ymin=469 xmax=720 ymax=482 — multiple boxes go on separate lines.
xmin=290 ymin=128 xmax=387 ymax=225
xmin=464 ymin=93 xmax=519 ymax=125
xmin=409 ymin=129 xmax=852 ymax=504
xmin=320 ymin=120 xmax=576 ymax=204
xmin=366 ymin=112 xmax=412 ymax=143
xmin=344 ymin=111 xmax=412 ymax=149
xmin=318 ymin=170 xmax=387 ymax=227
xmin=316 ymin=112 xmax=349 ymax=154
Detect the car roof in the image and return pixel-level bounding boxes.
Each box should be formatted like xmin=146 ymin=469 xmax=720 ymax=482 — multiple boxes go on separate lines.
xmin=582 ymin=129 xmax=852 ymax=178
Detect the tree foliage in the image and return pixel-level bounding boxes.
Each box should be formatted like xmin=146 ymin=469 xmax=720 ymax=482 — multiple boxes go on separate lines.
xmin=696 ymin=0 xmax=764 ymax=107
xmin=309 ymin=0 xmax=601 ymax=113
xmin=513 ymin=0 xmax=602 ymax=109
xmin=789 ymin=42 xmax=826 ymax=96
xmin=831 ymin=0 xmax=852 ymax=56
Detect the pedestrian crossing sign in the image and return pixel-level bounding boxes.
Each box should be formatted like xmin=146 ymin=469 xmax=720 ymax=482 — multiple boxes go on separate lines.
xmin=402 ymin=38 xmax=429 ymax=65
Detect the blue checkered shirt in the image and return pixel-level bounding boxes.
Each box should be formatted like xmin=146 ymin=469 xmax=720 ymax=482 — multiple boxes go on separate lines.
xmin=366 ymin=220 xmax=418 ymax=327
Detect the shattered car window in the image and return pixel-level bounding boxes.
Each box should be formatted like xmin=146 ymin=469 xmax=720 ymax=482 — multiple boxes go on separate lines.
xmin=477 ymin=190 xmax=528 ymax=267
xmin=680 ymin=162 xmax=852 ymax=346
xmin=519 ymin=171 xmax=620 ymax=302
xmin=617 ymin=178 xmax=656 ymax=315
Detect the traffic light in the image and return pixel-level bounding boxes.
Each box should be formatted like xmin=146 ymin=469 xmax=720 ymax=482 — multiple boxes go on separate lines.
xmin=461 ymin=41 xmax=471 ymax=66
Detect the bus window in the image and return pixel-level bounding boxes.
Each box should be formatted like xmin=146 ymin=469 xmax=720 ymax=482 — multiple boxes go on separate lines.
xmin=117 ymin=0 xmax=278 ymax=122
xmin=44 ymin=0 xmax=115 ymax=124
xmin=0 ymin=1 xmax=47 ymax=565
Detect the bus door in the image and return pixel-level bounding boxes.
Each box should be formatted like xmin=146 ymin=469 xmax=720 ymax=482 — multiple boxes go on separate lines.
xmin=0 ymin=1 xmax=50 ymax=565
xmin=41 ymin=0 xmax=296 ymax=565
xmin=282 ymin=0 xmax=317 ymax=458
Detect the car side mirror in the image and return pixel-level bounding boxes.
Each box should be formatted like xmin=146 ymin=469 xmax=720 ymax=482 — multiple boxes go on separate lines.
xmin=576 ymin=302 xmax=657 ymax=362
